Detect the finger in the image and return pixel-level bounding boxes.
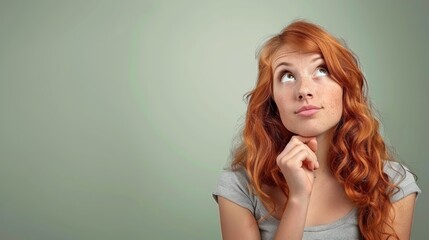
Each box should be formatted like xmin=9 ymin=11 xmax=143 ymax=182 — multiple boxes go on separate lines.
xmin=281 ymin=143 xmax=316 ymax=164
xmin=306 ymin=138 xmax=318 ymax=153
xmin=290 ymin=137 xmax=318 ymax=167
xmin=288 ymin=149 xmax=317 ymax=171
xmin=301 ymin=149 xmax=318 ymax=170
xmin=279 ymin=145 xmax=318 ymax=170
xmin=294 ymin=136 xmax=317 ymax=153
xmin=277 ymin=143 xmax=304 ymax=165
xmin=278 ymin=136 xmax=315 ymax=160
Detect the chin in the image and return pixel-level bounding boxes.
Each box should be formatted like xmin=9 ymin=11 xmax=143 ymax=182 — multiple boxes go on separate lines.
xmin=295 ymin=131 xmax=321 ymax=138
xmin=286 ymin=127 xmax=332 ymax=138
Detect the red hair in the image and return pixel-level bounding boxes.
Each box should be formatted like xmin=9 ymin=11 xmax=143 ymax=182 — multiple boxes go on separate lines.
xmin=232 ymin=20 xmax=399 ymax=239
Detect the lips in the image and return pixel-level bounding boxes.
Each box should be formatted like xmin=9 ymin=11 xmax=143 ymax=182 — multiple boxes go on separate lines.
xmin=295 ymin=105 xmax=322 ymax=117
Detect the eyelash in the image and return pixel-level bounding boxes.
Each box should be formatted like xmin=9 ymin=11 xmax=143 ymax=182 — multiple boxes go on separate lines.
xmin=279 ymin=71 xmax=294 ymax=79
xmin=278 ymin=65 xmax=329 ymax=82
xmin=316 ymin=65 xmax=329 ymax=75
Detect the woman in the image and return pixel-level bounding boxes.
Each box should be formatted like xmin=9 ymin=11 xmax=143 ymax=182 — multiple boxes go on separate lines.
xmin=213 ymin=20 xmax=421 ymax=240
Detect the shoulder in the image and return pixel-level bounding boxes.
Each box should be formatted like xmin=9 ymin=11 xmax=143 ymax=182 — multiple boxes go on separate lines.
xmin=213 ymin=167 xmax=256 ymax=212
xmin=217 ymin=167 xmax=250 ymax=188
xmin=383 ymin=161 xmax=408 ymax=182
xmin=383 ymin=161 xmax=421 ymax=202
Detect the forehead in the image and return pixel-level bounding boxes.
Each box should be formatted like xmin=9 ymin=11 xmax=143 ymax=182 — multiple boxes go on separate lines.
xmin=271 ymin=44 xmax=322 ymax=69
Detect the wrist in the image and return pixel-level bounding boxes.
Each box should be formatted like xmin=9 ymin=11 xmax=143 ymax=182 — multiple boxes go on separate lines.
xmin=287 ymin=195 xmax=311 ymax=207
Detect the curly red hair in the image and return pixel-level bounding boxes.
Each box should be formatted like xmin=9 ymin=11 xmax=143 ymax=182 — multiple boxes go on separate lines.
xmin=232 ymin=20 xmax=399 ymax=239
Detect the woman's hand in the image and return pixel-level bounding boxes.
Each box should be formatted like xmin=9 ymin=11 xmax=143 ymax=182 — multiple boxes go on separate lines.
xmin=276 ymin=136 xmax=319 ymax=199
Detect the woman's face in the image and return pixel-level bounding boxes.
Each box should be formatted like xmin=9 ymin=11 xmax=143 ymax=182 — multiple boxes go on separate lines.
xmin=271 ymin=45 xmax=343 ymax=138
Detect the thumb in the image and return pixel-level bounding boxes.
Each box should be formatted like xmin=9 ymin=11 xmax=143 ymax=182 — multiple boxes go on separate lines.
xmin=306 ymin=137 xmax=318 ymax=153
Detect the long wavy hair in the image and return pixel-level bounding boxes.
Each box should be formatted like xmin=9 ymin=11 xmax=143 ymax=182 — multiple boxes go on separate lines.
xmin=231 ymin=20 xmax=399 ymax=239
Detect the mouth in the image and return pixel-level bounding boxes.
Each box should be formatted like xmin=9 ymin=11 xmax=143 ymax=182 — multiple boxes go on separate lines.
xmin=295 ymin=105 xmax=323 ymax=117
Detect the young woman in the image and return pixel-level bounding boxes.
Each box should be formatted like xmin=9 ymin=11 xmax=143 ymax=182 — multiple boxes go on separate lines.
xmin=213 ymin=21 xmax=421 ymax=240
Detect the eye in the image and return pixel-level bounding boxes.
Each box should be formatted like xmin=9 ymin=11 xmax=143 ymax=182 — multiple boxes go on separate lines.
xmin=280 ymin=72 xmax=296 ymax=83
xmin=315 ymin=66 xmax=329 ymax=77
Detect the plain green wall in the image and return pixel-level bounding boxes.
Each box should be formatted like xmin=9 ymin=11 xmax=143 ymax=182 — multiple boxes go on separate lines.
xmin=0 ymin=0 xmax=427 ymax=239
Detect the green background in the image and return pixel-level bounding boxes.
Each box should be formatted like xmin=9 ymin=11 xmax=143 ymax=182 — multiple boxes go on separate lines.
xmin=0 ymin=0 xmax=427 ymax=239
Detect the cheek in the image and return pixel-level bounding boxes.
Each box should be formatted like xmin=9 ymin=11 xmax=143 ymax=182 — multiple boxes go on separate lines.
xmin=273 ymin=90 xmax=289 ymax=110
xmin=327 ymin=90 xmax=343 ymax=117
xmin=274 ymin=96 xmax=294 ymax=119
xmin=272 ymin=96 xmax=291 ymax=126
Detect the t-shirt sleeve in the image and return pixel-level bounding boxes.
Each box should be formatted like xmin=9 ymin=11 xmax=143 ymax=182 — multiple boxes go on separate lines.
xmin=212 ymin=168 xmax=255 ymax=213
xmin=384 ymin=161 xmax=422 ymax=202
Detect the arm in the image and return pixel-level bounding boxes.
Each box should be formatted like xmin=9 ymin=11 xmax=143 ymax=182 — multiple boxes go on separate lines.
xmin=216 ymin=136 xmax=317 ymax=240
xmin=274 ymin=136 xmax=319 ymax=240
xmin=217 ymin=196 xmax=260 ymax=240
xmin=274 ymin=196 xmax=310 ymax=240
xmin=388 ymin=193 xmax=417 ymax=240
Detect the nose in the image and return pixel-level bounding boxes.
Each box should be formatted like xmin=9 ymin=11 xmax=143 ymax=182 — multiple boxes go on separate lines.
xmin=297 ymin=76 xmax=314 ymax=100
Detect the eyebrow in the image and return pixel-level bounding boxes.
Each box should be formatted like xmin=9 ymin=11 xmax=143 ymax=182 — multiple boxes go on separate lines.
xmin=273 ymin=55 xmax=324 ymax=72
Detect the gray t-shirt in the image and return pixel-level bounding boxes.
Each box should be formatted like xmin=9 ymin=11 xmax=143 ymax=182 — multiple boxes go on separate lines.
xmin=213 ymin=161 xmax=421 ymax=240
